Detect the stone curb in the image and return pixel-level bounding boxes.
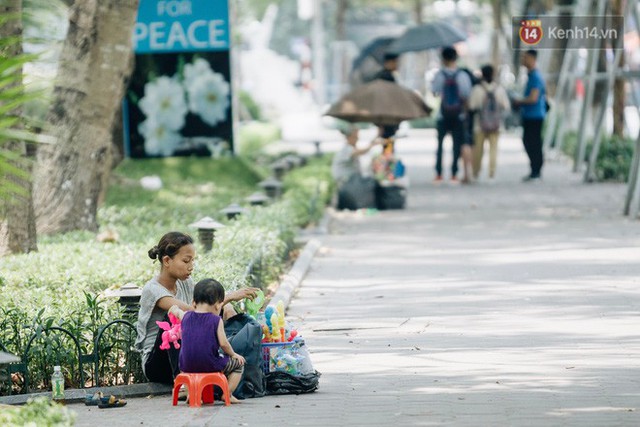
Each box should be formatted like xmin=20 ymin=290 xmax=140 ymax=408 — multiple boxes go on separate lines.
xmin=273 ymin=209 xmax=329 ymax=310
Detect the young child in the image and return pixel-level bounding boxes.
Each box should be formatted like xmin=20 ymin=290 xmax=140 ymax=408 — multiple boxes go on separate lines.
xmin=171 ymin=278 xmax=246 ymax=404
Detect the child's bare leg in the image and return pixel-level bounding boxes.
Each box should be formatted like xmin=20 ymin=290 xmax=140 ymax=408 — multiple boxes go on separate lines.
xmin=227 ymin=372 xmax=242 ymax=404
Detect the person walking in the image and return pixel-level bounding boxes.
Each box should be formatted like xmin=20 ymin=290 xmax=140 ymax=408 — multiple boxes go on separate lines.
xmin=431 ymin=46 xmax=473 ymax=183
xmin=514 ymin=49 xmax=547 ymax=181
xmin=468 ymin=64 xmax=510 ymax=181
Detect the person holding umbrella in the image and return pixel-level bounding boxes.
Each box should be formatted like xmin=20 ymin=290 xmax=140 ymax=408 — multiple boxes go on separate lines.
xmin=431 ymin=46 xmax=473 ymax=184
xmin=372 ymin=52 xmax=401 ymax=152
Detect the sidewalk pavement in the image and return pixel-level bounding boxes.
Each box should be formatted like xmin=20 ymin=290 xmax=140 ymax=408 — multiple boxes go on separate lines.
xmin=68 ymin=128 xmax=640 ymax=426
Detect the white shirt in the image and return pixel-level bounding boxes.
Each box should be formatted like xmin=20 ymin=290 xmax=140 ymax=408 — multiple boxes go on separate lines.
xmin=468 ymin=81 xmax=511 ymax=132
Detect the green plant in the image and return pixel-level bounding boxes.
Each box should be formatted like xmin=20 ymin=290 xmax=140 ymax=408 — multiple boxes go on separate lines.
xmin=593 ymin=135 xmax=634 ymax=182
xmin=239 ymin=90 xmax=262 ymax=121
xmin=0 ymin=397 xmax=75 ymax=427
xmin=0 ymin=152 xmax=333 ymax=394
xmin=236 ymin=121 xmax=281 ymax=160
xmin=560 ymin=131 xmax=633 ymax=182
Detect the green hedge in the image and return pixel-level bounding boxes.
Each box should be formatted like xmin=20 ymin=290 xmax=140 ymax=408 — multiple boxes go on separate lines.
xmin=560 ymin=131 xmax=634 ymax=182
xmin=0 ymin=154 xmax=333 ymax=395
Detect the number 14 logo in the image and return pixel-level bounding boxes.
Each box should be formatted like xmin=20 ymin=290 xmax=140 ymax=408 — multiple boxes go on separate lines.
xmin=520 ymin=20 xmax=543 ymax=45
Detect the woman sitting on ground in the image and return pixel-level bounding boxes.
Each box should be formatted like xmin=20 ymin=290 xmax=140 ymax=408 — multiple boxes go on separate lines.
xmin=134 ymin=231 xmax=258 ymax=384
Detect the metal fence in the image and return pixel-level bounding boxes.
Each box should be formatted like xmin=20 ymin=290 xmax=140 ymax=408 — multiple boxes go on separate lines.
xmin=0 ymin=319 xmax=143 ymax=396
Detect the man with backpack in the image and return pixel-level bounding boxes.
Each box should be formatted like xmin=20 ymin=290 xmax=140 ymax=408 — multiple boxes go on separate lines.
xmin=431 ymin=46 xmax=473 ymax=184
xmin=468 ymin=64 xmax=510 ymax=181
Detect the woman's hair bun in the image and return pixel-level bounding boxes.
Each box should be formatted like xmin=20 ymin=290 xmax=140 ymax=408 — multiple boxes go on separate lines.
xmin=148 ymin=246 xmax=160 ymax=260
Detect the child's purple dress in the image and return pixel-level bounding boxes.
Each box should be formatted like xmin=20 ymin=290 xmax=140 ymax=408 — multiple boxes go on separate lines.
xmin=178 ymin=311 xmax=229 ymax=373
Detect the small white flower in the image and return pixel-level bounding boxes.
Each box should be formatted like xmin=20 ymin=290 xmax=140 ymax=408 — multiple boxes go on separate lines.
xmin=183 ymin=58 xmax=213 ymax=89
xmin=138 ymin=118 xmax=182 ymax=156
xmin=139 ymin=76 xmax=187 ymax=131
xmin=186 ymin=72 xmax=230 ymax=126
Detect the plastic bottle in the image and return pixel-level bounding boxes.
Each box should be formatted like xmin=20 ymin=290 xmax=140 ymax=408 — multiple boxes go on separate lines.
xmin=51 ymin=365 xmax=65 ymax=403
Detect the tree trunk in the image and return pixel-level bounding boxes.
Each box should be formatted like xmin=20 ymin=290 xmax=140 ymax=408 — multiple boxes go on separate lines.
xmin=544 ymin=0 xmax=574 ymax=97
xmin=413 ymin=0 xmax=423 ymax=24
xmin=335 ymin=0 xmax=348 ymax=41
xmin=0 ymin=0 xmax=38 ymax=255
xmin=491 ymin=0 xmax=502 ymax=71
xmin=612 ymin=0 xmax=625 ymax=137
xmin=33 ymin=0 xmax=139 ymax=234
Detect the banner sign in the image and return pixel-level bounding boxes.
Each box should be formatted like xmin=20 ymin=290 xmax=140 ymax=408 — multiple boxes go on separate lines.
xmin=124 ymin=0 xmax=233 ymax=158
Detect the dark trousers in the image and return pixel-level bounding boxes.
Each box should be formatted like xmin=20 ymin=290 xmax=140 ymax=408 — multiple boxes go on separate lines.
xmin=144 ymin=318 xmax=180 ymax=384
xmin=522 ymin=118 xmax=544 ymax=177
xmin=436 ymin=116 xmax=467 ymax=177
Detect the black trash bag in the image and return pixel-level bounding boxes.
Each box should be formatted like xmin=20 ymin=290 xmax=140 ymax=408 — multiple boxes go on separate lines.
xmin=266 ymin=370 xmax=321 ymax=395
xmin=224 ymin=313 xmax=266 ymax=399
xmin=375 ymin=183 xmax=406 ymax=210
xmin=337 ymin=174 xmax=376 ymax=210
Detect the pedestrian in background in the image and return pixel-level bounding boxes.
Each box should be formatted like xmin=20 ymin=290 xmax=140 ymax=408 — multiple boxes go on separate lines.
xmin=431 ymin=46 xmax=473 ymax=184
xmin=468 ymin=64 xmax=510 ymax=181
xmin=513 ymin=49 xmax=547 ymax=182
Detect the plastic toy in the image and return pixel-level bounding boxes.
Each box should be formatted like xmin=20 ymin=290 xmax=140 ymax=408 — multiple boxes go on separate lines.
xmin=261 ymin=324 xmax=272 ymax=343
xmin=156 ymin=312 xmax=181 ymax=350
xmin=276 ymin=301 xmax=286 ymax=342
xmin=264 ymin=306 xmax=275 ymax=333
xmin=244 ymin=289 xmax=265 ymax=317
xmin=287 ymin=329 xmax=298 ymax=342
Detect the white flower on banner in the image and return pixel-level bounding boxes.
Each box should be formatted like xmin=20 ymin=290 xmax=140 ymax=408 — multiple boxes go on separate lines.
xmin=138 ymin=117 xmax=182 ymax=156
xmin=139 ymin=76 xmax=188 ymax=131
xmin=186 ymin=72 xmax=230 ymax=126
xmin=183 ymin=58 xmax=213 ymax=88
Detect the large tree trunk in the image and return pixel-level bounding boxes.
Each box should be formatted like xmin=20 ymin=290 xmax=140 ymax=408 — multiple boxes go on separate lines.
xmin=33 ymin=0 xmax=138 ymax=234
xmin=0 ymin=0 xmax=38 ymax=255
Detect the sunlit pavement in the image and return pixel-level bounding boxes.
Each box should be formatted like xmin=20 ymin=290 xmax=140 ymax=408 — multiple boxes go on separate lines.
xmin=70 ymin=128 xmax=640 ymax=426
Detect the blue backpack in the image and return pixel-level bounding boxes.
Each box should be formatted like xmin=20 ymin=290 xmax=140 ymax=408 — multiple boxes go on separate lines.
xmin=441 ymin=70 xmax=463 ymax=119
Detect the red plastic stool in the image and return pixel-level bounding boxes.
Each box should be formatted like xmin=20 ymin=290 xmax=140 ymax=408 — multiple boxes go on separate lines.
xmin=172 ymin=372 xmax=231 ymax=407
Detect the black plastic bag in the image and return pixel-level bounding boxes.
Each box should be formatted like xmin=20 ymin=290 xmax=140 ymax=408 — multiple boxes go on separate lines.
xmin=375 ymin=183 xmax=406 ymax=210
xmin=265 ymin=370 xmax=321 ymax=395
xmin=225 ymin=314 xmax=266 ymax=398
xmin=337 ymin=174 xmax=376 ymax=210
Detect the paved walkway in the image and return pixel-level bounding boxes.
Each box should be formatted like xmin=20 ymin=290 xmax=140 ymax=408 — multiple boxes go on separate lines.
xmin=69 ymin=129 xmax=640 ymax=426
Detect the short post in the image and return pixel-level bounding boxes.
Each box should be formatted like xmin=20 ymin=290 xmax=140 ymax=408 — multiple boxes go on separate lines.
xmin=189 ymin=216 xmax=225 ymax=252
xmin=245 ymin=192 xmax=269 ymax=206
xmin=313 ymin=140 xmax=322 ymax=157
xmin=271 ymin=160 xmax=288 ymax=180
xmin=104 ymin=282 xmax=142 ymax=319
xmin=258 ymin=177 xmax=284 ymax=199
xmin=220 ymin=203 xmax=247 ymax=220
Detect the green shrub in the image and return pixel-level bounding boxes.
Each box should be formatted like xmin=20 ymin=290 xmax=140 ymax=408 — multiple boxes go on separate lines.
xmin=0 ymin=398 xmax=75 ymax=427
xmin=236 ymin=121 xmax=281 ymax=160
xmin=593 ymin=135 xmax=634 ymax=182
xmin=0 ymin=153 xmax=333 ymax=395
xmin=560 ymin=131 xmax=633 ymax=182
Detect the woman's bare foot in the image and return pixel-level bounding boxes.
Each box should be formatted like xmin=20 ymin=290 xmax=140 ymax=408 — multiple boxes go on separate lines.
xmin=230 ymin=395 xmax=241 ymax=404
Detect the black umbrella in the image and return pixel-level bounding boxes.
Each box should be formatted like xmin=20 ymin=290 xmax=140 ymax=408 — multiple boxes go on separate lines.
xmin=352 ymin=36 xmax=396 ymax=69
xmin=325 ymin=80 xmax=432 ymax=126
xmin=350 ymin=36 xmax=397 ymax=86
xmin=387 ymin=21 xmax=467 ymax=54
